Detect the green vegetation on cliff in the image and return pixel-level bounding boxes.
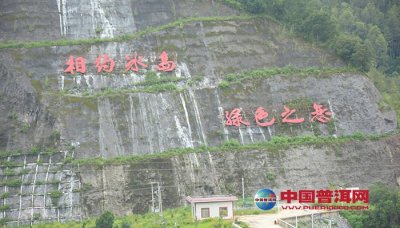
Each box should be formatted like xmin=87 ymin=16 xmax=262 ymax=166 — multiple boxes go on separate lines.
xmin=366 ymin=68 xmax=400 ymax=121
xmin=221 ymin=0 xmax=400 ymax=123
xmin=221 ymin=0 xmax=400 ymax=74
xmin=218 ymin=0 xmax=400 ymax=121
xmin=218 ymin=66 xmax=358 ymax=88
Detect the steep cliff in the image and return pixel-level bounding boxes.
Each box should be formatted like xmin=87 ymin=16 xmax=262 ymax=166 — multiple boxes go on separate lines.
xmin=0 ymin=16 xmax=393 ymax=154
xmin=78 ymin=135 xmax=400 ymax=216
xmin=0 ymin=0 xmax=398 ymax=225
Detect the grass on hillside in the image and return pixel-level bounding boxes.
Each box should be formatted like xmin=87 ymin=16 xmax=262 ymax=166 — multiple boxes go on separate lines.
xmin=218 ymin=66 xmax=358 ymax=89
xmin=23 ymin=204 xmax=277 ymax=227
xmin=366 ymin=68 xmax=400 ymax=121
xmin=25 ymin=207 xmax=234 ymax=228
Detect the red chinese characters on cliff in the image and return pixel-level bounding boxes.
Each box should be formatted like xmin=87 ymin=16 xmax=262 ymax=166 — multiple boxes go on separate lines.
xmin=225 ymin=108 xmax=250 ymax=127
xmin=95 ymin=54 xmax=115 ymax=73
xmin=63 ymin=51 xmax=176 ymax=75
xmin=311 ymin=102 xmax=332 ymax=123
xmin=225 ymin=103 xmax=332 ymax=128
xmin=281 ymin=106 xmax=304 ymax=123
xmin=156 ymin=51 xmax=176 ymax=72
xmin=125 ymin=52 xmax=148 ymax=72
xmin=254 ymin=107 xmax=275 ymax=127
xmin=64 ymin=55 xmax=87 ymax=74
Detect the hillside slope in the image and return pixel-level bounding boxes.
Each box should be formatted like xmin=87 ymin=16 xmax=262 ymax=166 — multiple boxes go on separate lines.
xmin=0 ymin=0 xmax=398 ymax=225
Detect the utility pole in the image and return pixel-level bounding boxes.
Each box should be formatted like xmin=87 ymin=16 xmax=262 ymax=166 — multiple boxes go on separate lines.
xmin=311 ymin=213 xmax=314 ymax=228
xmin=151 ymin=182 xmax=155 ymax=212
xmin=241 ymin=178 xmax=245 ymax=208
xmin=157 ymin=182 xmax=163 ymax=216
xmin=150 ymin=182 xmax=163 ymax=216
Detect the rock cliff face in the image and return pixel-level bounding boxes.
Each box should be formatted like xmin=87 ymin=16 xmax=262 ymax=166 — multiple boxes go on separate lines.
xmin=0 ymin=0 xmax=237 ymax=41
xmin=0 ymin=17 xmax=393 ymax=155
xmin=51 ymin=73 xmax=396 ymax=159
xmin=0 ymin=0 xmax=398 ymax=225
xmin=78 ymin=135 xmax=400 ymax=216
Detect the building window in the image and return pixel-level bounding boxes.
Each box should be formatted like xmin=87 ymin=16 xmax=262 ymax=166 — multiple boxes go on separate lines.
xmin=219 ymin=207 xmax=228 ymax=217
xmin=201 ymin=208 xmax=210 ymax=218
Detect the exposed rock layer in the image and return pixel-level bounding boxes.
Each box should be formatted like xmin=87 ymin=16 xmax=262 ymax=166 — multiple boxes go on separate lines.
xmin=78 ymin=135 xmax=400 ymax=216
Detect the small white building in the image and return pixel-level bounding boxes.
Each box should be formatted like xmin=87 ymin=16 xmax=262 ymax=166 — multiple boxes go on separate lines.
xmin=186 ymin=195 xmax=238 ymax=220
